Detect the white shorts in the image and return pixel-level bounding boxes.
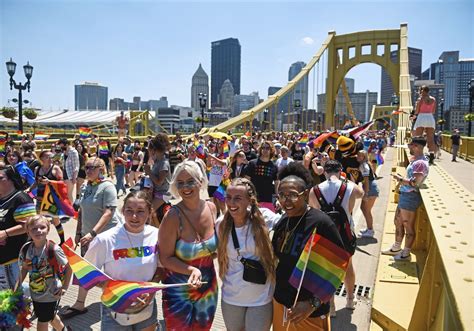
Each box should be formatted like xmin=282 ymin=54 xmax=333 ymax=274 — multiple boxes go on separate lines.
xmin=414 ymin=113 xmax=435 ymax=129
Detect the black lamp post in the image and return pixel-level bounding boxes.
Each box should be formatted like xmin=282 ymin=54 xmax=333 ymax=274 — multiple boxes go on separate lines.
xmin=439 ymin=98 xmax=444 ymax=131
xmin=469 ymin=79 xmax=474 ymax=137
xmin=263 ymin=109 xmax=269 ymax=131
xmin=198 ymin=93 xmax=207 ymax=130
xmin=6 ymin=58 xmax=33 ymax=133
xmin=280 ymin=110 xmax=284 ymax=132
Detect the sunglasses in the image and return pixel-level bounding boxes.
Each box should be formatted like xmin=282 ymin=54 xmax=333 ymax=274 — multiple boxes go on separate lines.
xmin=176 ymin=179 xmax=199 ymax=190
xmin=85 ymin=165 xmax=99 ymax=171
xmin=277 ymin=191 xmax=305 ymax=202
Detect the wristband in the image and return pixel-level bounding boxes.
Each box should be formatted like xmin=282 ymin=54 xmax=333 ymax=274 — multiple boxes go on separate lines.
xmin=90 ymin=230 xmax=97 ymax=238
xmin=4 ymin=230 xmax=9 ymax=238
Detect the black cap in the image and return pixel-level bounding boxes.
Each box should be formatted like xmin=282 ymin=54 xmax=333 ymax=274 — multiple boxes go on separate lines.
xmin=410 ymin=136 xmax=426 ymax=147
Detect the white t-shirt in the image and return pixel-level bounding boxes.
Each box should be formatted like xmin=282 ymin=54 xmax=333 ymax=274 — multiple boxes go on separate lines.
xmin=208 ymin=164 xmax=225 ymax=187
xmin=275 ymin=157 xmax=294 ymax=171
xmin=85 ymin=224 xmax=159 ymax=282
xmin=317 ymin=178 xmax=355 ymax=227
xmin=216 ymin=208 xmax=281 ymax=306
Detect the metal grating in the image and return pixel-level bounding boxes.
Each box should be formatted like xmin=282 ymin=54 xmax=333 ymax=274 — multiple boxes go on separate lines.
xmin=334 ymin=282 xmax=372 ymax=299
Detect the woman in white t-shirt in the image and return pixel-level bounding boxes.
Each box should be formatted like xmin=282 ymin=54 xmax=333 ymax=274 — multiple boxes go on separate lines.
xmin=85 ymin=191 xmax=161 ymax=331
xmin=217 ymin=177 xmax=279 ymax=331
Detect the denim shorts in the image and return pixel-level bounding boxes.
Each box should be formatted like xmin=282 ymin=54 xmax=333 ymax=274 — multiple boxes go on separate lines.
xmin=101 ymin=301 xmax=158 ymax=331
xmin=398 ymin=191 xmax=422 ymax=212
xmin=367 ymin=180 xmax=380 ymax=197
xmin=0 ymin=261 xmax=20 ymax=290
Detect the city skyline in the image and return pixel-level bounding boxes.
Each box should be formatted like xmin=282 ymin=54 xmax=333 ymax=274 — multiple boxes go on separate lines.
xmin=1 ymin=1 xmax=473 ymax=111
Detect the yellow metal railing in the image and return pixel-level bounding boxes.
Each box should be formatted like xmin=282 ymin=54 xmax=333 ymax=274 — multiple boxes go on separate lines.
xmin=440 ymin=134 xmax=474 ymax=162
xmin=371 ymin=147 xmax=473 ymax=330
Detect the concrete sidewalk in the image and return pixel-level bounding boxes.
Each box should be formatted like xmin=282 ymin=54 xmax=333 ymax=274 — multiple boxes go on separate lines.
xmin=36 ymin=151 xmax=397 ymax=330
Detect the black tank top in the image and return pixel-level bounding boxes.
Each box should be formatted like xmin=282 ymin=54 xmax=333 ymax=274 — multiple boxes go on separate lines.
xmin=35 ymin=166 xmax=58 ymax=199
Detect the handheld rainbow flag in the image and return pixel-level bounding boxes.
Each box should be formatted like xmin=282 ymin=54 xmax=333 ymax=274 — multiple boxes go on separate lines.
xmin=376 ymin=152 xmax=384 ymax=165
xmin=244 ymin=131 xmax=251 ymax=137
xmin=196 ymin=144 xmax=206 ymax=159
xmin=61 ymin=239 xmax=112 ymax=290
xmin=40 ymin=181 xmax=77 ymax=217
xmin=0 ymin=138 xmax=6 ymax=156
xmin=222 ymin=141 xmax=230 ymax=158
xmin=345 ymin=120 xmax=375 ymax=140
xmin=34 ymin=133 xmax=50 ymax=141
xmin=99 ymin=141 xmax=109 ymax=155
xmin=79 ymin=127 xmax=92 ymax=139
xmin=288 ymin=229 xmax=350 ymax=303
xmin=299 ymin=134 xmax=309 ymax=147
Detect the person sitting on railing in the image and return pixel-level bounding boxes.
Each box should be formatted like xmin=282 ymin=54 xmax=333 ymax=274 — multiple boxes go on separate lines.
xmin=382 ymin=136 xmax=429 ymax=261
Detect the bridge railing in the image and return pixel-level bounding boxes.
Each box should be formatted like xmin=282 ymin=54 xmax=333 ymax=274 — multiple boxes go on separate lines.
xmin=371 ymin=147 xmax=473 ymax=330
xmin=440 ymin=134 xmax=474 ymax=162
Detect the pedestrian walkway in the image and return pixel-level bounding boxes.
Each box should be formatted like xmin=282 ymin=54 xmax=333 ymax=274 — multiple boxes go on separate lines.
xmin=35 ymin=150 xmax=398 ymax=330
xmin=435 ymin=150 xmax=474 ymax=194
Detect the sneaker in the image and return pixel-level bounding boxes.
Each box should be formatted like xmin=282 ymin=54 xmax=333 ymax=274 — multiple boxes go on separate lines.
xmin=359 ymin=228 xmax=374 ymax=238
xmin=381 ymin=245 xmax=402 ymax=256
xmin=330 ymin=300 xmax=336 ymax=317
xmin=394 ymin=252 xmax=411 ymax=261
xmin=346 ymin=296 xmax=357 ymax=310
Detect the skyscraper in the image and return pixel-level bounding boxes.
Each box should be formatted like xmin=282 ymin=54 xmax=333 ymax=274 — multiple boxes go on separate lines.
xmin=288 ymin=61 xmax=309 ymax=109
xmin=219 ymin=79 xmax=235 ymax=111
xmin=191 ymin=63 xmax=209 ymax=110
xmin=380 ymin=47 xmax=422 ymax=105
xmin=211 ymin=38 xmax=241 ymax=107
xmin=233 ymin=92 xmax=259 ymax=117
xmin=75 ymin=82 xmax=108 ymax=110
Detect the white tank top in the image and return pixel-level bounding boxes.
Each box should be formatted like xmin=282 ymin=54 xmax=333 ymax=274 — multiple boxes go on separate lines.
xmin=317 ymin=178 xmax=354 ymax=222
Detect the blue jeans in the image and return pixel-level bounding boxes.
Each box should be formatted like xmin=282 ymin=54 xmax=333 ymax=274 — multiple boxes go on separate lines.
xmin=0 ymin=261 xmax=20 ymax=290
xmin=115 ymin=164 xmax=126 ymax=194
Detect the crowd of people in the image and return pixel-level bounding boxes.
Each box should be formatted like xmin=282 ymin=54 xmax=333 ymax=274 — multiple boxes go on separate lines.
xmin=0 ymin=120 xmax=437 ymax=330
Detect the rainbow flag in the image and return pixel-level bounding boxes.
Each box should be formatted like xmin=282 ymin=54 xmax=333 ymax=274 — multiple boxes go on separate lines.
xmin=0 ymin=138 xmax=5 ymax=156
xmin=193 ymin=138 xmax=200 ymax=147
xmin=222 ymin=141 xmax=230 ymax=158
xmin=99 ymin=141 xmax=109 ymax=155
xmin=40 ymin=181 xmax=77 ymax=217
xmin=61 ymin=239 xmax=112 ymax=290
xmin=196 ymin=144 xmax=206 ymax=159
xmin=79 ymin=127 xmax=92 ymax=139
xmin=34 ymin=133 xmax=50 ymax=141
xmin=244 ymin=131 xmax=251 ymax=137
xmin=299 ymin=134 xmax=309 ymax=147
xmin=288 ymin=229 xmax=350 ymax=302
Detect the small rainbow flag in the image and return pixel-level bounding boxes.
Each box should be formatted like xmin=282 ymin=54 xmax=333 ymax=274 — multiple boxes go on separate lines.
xmin=288 ymin=229 xmax=350 ymax=303
xmin=34 ymin=132 xmax=50 ymax=141
xmin=244 ymin=131 xmax=251 ymax=137
xmin=0 ymin=138 xmax=6 ymax=156
xmin=376 ymin=152 xmax=384 ymax=165
xmin=40 ymin=181 xmax=77 ymax=217
xmin=193 ymin=139 xmax=200 ymax=147
xmin=196 ymin=144 xmax=206 ymax=159
xmin=99 ymin=141 xmax=109 ymax=155
xmin=79 ymin=127 xmax=92 ymax=139
xmin=222 ymin=141 xmax=230 ymax=158
xmin=299 ymin=134 xmax=309 ymax=147
xmin=61 ymin=239 xmax=112 ymax=290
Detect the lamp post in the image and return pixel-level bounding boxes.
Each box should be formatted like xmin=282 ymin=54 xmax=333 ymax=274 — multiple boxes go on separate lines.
xmin=439 ymin=98 xmax=444 ymax=131
xmin=469 ymin=79 xmax=474 ymax=137
xmin=6 ymin=58 xmax=33 ymax=133
xmin=280 ymin=110 xmax=284 ymax=132
xmin=198 ymin=93 xmax=207 ymax=130
xmin=263 ymin=109 xmax=269 ymax=131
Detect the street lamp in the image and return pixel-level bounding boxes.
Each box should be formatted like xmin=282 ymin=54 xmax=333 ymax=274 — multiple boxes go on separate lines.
xmin=198 ymin=93 xmax=207 ymax=130
xmin=438 ymin=98 xmax=445 ymax=131
xmin=280 ymin=110 xmax=284 ymax=132
xmin=6 ymin=58 xmax=33 ymax=133
xmin=468 ymin=79 xmax=474 ymax=137
xmin=263 ymin=109 xmax=269 ymax=131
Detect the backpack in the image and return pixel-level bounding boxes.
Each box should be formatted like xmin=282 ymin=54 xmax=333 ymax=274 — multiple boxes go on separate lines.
xmin=20 ymin=240 xmax=66 ymax=282
xmin=313 ymin=182 xmax=357 ymax=255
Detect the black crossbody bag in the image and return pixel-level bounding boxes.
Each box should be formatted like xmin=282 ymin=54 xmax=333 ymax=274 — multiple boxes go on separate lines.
xmin=231 ymin=223 xmax=267 ymax=285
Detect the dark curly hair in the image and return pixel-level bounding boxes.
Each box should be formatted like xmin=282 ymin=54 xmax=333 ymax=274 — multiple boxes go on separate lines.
xmin=149 ymin=133 xmax=170 ymax=153
xmin=277 ymin=162 xmax=313 ymax=190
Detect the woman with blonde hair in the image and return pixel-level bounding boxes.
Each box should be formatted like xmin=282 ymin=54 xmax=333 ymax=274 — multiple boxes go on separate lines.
xmin=357 ymin=150 xmax=379 ymax=238
xmin=60 ymin=156 xmax=120 ymax=320
xmin=217 ymin=177 xmax=279 ymax=331
xmin=159 ymin=160 xmax=218 ymax=330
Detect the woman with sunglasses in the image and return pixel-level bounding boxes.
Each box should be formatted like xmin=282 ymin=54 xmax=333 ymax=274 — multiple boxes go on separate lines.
xmin=217 ymin=178 xmax=278 ymax=331
xmin=271 ymin=163 xmax=344 ymax=331
xmin=61 ymin=157 xmax=120 ymax=320
xmin=159 ymin=160 xmax=218 ymax=330
xmin=4 ymin=150 xmax=35 ymax=191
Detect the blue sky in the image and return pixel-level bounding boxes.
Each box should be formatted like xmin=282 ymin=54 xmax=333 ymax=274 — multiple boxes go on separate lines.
xmin=1 ymin=0 xmax=473 ymax=110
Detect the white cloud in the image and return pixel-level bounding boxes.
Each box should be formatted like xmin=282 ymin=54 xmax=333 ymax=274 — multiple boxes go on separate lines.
xmin=301 ymin=37 xmax=314 ymax=45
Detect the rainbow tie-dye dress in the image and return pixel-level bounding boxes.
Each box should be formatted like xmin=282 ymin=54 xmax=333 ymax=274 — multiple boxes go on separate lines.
xmin=162 ymin=234 xmax=218 ymax=330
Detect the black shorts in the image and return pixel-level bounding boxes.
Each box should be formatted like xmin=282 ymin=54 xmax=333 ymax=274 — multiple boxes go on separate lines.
xmin=131 ymin=164 xmax=140 ymax=172
xmin=33 ymin=300 xmax=59 ymax=322
xmin=208 ymin=186 xmax=218 ymax=197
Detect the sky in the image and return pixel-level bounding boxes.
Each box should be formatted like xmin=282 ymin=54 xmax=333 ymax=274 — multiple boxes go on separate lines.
xmin=1 ymin=0 xmax=473 ymax=111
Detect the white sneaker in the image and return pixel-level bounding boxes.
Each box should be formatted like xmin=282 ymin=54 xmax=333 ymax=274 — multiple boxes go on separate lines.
xmin=330 ymin=300 xmax=336 ymax=317
xmin=381 ymin=245 xmax=402 ymax=256
xmin=394 ymin=251 xmax=411 ymax=261
xmin=346 ymin=296 xmax=357 ymax=310
xmin=359 ymin=228 xmax=375 ymax=238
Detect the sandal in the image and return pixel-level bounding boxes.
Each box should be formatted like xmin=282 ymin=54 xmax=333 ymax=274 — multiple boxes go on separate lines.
xmin=59 ymin=307 xmax=88 ymax=319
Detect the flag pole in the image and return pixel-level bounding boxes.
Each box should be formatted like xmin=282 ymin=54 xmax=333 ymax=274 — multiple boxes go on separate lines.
xmin=285 ymin=228 xmax=317 ymax=331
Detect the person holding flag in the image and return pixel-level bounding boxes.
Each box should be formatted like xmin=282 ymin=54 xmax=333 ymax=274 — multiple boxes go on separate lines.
xmin=272 ymin=163 xmax=345 ymax=330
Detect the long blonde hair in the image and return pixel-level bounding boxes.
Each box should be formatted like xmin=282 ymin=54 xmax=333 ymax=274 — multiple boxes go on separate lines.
xmin=217 ymin=178 xmax=277 ymax=282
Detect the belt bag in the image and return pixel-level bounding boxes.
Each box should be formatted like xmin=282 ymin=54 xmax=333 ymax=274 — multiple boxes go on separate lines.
xmin=110 ymin=300 xmax=154 ymax=326
xmin=231 ymin=223 xmax=267 ymax=285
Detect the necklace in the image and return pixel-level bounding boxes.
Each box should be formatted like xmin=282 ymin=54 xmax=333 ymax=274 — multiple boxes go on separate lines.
xmin=281 ymin=206 xmax=309 ymax=252
xmin=124 ymin=226 xmax=139 ymax=248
